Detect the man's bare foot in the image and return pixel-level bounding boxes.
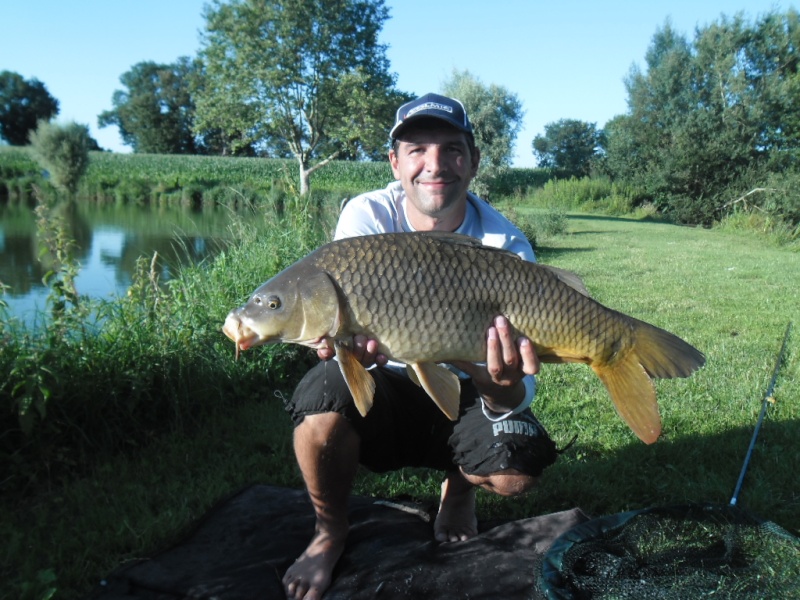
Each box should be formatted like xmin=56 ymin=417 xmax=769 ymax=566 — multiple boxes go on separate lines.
xmin=283 ymin=527 xmax=347 ymax=600
xmin=434 ymin=472 xmax=478 ymax=542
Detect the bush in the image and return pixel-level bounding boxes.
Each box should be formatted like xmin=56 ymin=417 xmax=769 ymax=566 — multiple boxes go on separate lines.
xmin=523 ymin=176 xmax=644 ymax=215
xmin=29 ymin=121 xmax=92 ymax=195
xmin=499 ymin=204 xmax=568 ymax=250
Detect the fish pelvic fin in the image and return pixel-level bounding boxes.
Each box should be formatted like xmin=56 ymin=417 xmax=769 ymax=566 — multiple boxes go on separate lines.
xmin=407 ymin=363 xmax=461 ymax=421
xmin=592 ymin=356 xmax=662 ymax=445
xmin=335 ymin=341 xmax=376 ymax=417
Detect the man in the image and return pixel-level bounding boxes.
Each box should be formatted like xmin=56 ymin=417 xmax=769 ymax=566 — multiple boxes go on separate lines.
xmin=282 ymin=93 xmax=558 ymax=600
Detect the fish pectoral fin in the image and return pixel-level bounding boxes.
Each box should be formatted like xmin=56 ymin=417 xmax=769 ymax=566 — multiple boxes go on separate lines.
xmin=335 ymin=342 xmax=375 ymax=417
xmin=592 ymin=353 xmax=661 ymax=445
xmin=408 ymin=363 xmax=461 ymax=421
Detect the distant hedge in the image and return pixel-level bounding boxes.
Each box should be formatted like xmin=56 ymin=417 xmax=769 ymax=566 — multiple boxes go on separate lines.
xmin=0 ymin=147 xmax=555 ymax=206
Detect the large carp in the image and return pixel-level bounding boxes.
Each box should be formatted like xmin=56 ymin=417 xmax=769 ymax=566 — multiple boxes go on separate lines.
xmin=223 ymin=232 xmax=705 ymax=444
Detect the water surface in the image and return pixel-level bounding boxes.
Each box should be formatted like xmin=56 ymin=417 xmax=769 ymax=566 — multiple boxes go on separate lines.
xmin=0 ymin=200 xmax=237 ymax=327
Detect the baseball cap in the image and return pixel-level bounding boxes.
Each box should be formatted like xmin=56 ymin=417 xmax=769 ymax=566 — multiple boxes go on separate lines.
xmin=389 ymin=93 xmax=473 ymax=139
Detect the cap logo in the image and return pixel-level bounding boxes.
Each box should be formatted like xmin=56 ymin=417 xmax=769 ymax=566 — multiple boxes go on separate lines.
xmin=406 ymin=102 xmax=453 ymax=117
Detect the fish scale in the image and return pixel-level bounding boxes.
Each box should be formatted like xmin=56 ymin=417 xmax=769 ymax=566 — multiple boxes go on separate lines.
xmin=310 ymin=233 xmax=617 ymax=365
xmin=223 ymin=231 xmax=705 ymax=444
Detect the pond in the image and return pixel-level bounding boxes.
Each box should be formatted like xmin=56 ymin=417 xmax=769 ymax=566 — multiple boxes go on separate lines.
xmin=0 ymin=199 xmax=239 ymax=328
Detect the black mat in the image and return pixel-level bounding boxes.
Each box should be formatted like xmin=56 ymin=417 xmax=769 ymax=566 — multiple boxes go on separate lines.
xmin=89 ymin=485 xmax=588 ymax=600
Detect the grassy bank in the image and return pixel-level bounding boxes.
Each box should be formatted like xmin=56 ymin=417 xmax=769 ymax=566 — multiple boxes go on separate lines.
xmin=2 ymin=207 xmax=798 ymax=599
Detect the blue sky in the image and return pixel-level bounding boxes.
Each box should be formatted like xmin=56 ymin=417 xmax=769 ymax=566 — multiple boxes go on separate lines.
xmin=1 ymin=0 xmax=793 ymax=167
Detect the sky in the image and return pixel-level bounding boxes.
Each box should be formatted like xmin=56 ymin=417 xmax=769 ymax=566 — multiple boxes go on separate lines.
xmin=1 ymin=0 xmax=794 ymax=167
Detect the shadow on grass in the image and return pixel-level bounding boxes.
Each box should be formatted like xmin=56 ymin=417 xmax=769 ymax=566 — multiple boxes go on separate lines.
xmin=494 ymin=418 xmax=800 ymax=534
xmin=534 ymin=245 xmax=595 ymax=262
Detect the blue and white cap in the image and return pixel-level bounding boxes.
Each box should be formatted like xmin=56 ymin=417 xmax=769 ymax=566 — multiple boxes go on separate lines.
xmin=389 ymin=93 xmax=472 ymax=139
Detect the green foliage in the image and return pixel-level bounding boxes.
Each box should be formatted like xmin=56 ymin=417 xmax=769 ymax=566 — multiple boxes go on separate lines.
xmin=2 ymin=211 xmax=800 ymax=599
xmin=532 ymin=118 xmax=605 ymax=177
xmin=29 ymin=121 xmax=92 ymax=195
xmin=604 ymin=10 xmax=800 ymax=225
xmin=487 ymin=166 xmax=563 ymax=197
xmin=521 ymin=176 xmax=643 ymax=216
xmin=98 ymin=58 xmax=205 ymax=155
xmin=498 ymin=204 xmax=568 ymax=250
xmin=0 ymin=70 xmax=59 ymax=145
xmin=0 ymin=194 xmax=336 ymax=497
xmin=0 ymin=148 xmax=396 ymax=203
xmin=5 ymin=197 xmax=89 ymax=439
xmin=441 ymin=69 xmax=524 ymax=199
xmin=196 ymin=0 xmax=408 ymax=194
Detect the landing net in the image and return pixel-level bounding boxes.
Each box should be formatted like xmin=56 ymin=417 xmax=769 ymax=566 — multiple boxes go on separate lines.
xmin=541 ymin=503 xmax=800 ymax=599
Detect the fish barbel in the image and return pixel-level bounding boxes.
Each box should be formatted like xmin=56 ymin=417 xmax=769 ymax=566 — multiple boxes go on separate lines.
xmin=222 ymin=232 xmax=705 ymax=444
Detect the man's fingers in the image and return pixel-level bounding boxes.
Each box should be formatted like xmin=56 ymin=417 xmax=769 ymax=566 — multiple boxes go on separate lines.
xmin=485 ymin=325 xmax=503 ymax=378
xmin=494 ymin=316 xmax=518 ymax=368
xmin=353 ymin=334 xmax=368 ymax=360
xmin=353 ymin=334 xmax=386 ymax=367
xmin=518 ymin=337 xmax=540 ymax=375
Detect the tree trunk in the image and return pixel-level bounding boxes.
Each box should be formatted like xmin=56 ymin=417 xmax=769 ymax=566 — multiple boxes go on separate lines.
xmin=299 ymin=168 xmax=311 ymax=196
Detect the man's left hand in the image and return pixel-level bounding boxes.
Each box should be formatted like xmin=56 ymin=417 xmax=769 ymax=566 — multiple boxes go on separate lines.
xmin=451 ymin=315 xmax=539 ymax=413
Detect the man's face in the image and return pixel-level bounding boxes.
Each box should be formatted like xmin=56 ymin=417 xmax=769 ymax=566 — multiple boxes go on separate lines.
xmin=389 ymin=123 xmax=480 ymax=229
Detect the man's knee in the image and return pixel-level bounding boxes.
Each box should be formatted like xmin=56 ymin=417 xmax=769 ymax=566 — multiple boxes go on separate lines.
xmin=460 ymin=468 xmax=539 ymax=497
xmin=295 ymin=411 xmax=358 ymax=448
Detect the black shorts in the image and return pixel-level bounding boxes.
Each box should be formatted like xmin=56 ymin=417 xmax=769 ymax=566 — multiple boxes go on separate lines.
xmin=284 ymin=360 xmax=557 ymax=477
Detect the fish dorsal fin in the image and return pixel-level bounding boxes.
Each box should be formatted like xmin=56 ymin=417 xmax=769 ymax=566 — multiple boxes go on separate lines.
xmin=541 ymin=265 xmax=591 ymax=297
xmin=335 ymin=341 xmax=375 ymax=417
xmin=407 ymin=362 xmax=461 ymax=421
xmin=417 ymin=231 xmax=486 ymax=247
xmin=418 ymin=231 xmax=523 ymax=260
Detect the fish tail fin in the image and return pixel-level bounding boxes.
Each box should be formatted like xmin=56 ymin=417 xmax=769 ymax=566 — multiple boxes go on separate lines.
xmin=592 ymin=355 xmax=661 ymax=444
xmin=591 ymin=320 xmax=705 ymax=444
xmin=631 ymin=319 xmax=706 ymax=379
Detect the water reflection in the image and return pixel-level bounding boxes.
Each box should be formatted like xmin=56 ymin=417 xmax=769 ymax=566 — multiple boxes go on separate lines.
xmin=0 ymin=199 xmax=235 ymax=326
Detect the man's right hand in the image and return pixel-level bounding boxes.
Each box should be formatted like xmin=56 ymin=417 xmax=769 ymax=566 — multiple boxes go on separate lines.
xmin=317 ymin=334 xmax=388 ymax=368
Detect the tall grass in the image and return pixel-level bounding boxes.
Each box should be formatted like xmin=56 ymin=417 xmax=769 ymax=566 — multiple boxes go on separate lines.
xmin=521 ymin=176 xmax=644 ymax=215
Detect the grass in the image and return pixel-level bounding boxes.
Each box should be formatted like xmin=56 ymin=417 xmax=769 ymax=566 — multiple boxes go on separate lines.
xmin=2 ymin=209 xmax=799 ymax=600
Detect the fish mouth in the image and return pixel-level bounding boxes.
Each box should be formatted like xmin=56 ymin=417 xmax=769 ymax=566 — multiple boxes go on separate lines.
xmin=222 ymin=314 xmax=263 ymax=358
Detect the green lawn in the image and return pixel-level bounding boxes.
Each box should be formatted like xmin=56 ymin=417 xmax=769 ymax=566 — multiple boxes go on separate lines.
xmin=4 ymin=213 xmax=798 ymax=600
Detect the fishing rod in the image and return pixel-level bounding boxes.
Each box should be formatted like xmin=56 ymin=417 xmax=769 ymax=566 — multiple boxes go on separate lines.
xmin=730 ymin=321 xmax=793 ymax=506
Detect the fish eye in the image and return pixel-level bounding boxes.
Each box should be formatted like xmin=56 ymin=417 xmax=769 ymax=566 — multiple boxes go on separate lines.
xmin=267 ymin=295 xmax=281 ymax=310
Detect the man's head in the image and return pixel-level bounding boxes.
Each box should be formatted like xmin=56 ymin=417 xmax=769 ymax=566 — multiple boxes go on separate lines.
xmin=388 ymin=93 xmax=480 ymax=231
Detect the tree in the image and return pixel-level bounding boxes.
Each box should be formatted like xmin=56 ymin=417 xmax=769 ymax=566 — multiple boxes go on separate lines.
xmin=604 ymin=11 xmax=800 ymax=224
xmin=532 ymin=119 xmax=604 ymax=177
xmin=99 ymin=58 xmax=202 ymax=154
xmin=0 ymin=71 xmax=59 ymax=145
xmin=441 ymin=69 xmax=524 ymax=199
xmin=195 ymin=0 xmax=408 ymax=195
xmin=29 ymin=121 xmax=92 ymax=195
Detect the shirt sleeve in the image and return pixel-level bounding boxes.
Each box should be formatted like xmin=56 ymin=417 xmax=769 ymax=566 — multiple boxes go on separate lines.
xmin=334 ymin=184 xmax=402 ymax=240
xmin=479 ymin=374 xmax=537 ymax=422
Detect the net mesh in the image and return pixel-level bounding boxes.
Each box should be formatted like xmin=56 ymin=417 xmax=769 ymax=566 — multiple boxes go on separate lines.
xmin=541 ymin=504 xmax=800 ymax=599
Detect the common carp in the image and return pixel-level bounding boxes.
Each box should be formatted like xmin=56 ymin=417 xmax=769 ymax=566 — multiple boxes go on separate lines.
xmin=222 ymin=232 xmax=705 ymax=444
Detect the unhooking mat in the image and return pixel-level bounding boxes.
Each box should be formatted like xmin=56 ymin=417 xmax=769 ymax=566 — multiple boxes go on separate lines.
xmin=88 ymin=484 xmax=589 ymax=600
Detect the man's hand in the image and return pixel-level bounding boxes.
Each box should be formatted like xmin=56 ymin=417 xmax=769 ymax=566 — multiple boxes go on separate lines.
xmin=451 ymin=316 xmax=539 ymax=413
xmin=317 ymin=334 xmax=388 ymax=368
